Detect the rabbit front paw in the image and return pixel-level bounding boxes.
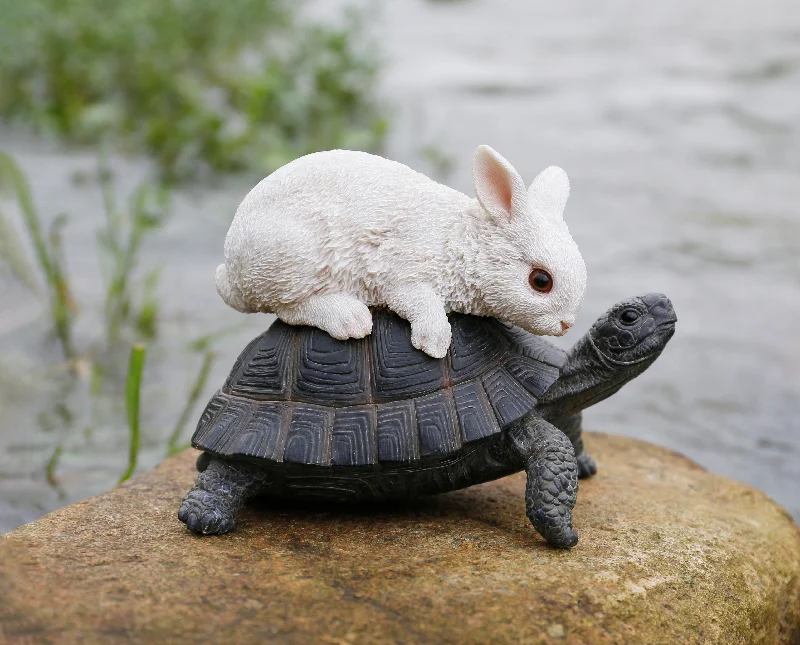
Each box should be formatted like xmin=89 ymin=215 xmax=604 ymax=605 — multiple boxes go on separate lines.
xmin=410 ymin=318 xmax=452 ymax=358
xmin=323 ymin=300 xmax=373 ymax=340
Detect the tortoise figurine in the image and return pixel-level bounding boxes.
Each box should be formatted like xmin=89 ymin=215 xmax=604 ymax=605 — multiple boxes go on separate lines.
xmin=179 ymin=293 xmax=676 ymax=548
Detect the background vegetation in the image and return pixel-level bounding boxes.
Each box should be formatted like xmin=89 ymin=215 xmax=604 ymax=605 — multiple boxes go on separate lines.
xmin=0 ymin=0 xmax=386 ymax=181
xmin=0 ymin=0 xmax=386 ymax=486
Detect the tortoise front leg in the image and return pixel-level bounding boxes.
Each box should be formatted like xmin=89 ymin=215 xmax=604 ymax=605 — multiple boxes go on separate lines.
xmin=553 ymin=412 xmax=598 ymax=479
xmin=507 ymin=416 xmax=579 ymax=549
xmin=178 ymin=458 xmax=269 ymax=535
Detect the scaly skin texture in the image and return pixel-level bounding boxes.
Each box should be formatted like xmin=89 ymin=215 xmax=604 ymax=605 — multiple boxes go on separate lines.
xmin=553 ymin=412 xmax=598 ymax=478
xmin=539 ymin=293 xmax=678 ymax=480
xmin=178 ymin=460 xmax=270 ymax=535
xmin=506 ymin=416 xmax=579 ymax=548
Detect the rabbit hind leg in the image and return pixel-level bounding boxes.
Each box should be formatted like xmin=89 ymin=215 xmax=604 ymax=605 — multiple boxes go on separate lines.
xmin=275 ymin=293 xmax=373 ymax=340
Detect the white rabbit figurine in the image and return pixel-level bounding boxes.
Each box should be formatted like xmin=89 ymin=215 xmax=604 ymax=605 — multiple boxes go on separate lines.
xmin=217 ymin=145 xmax=587 ymax=358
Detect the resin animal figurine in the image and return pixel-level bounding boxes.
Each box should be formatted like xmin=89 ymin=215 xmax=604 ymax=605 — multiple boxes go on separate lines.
xmin=179 ymin=293 xmax=676 ymax=548
xmin=216 ymin=146 xmax=586 ymax=358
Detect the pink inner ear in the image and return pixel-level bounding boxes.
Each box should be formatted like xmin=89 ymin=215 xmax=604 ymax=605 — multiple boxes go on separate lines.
xmin=487 ymin=163 xmax=512 ymax=212
xmin=477 ymin=153 xmax=512 ymax=214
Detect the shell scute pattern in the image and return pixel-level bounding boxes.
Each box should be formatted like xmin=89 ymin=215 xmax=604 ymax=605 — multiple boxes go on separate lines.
xmin=448 ymin=314 xmax=509 ymax=382
xmin=193 ymin=310 xmax=564 ymax=467
xmin=222 ymin=335 xmax=261 ymax=391
xmin=498 ymin=321 xmax=567 ymax=369
xmin=230 ymin=403 xmax=285 ymax=460
xmin=331 ymin=405 xmax=378 ymax=466
xmin=293 ymin=327 xmax=369 ymax=404
xmin=452 ymin=380 xmax=501 ymax=443
xmin=375 ymin=402 xmax=418 ymax=462
xmin=503 ymin=356 xmax=561 ymax=398
xmin=414 ymin=391 xmax=461 ymax=458
xmin=196 ymin=397 xmax=252 ymax=455
xmin=370 ymin=310 xmax=445 ymax=400
xmin=283 ymin=404 xmax=333 ymax=465
xmin=481 ymin=367 xmax=537 ymax=426
xmin=194 ymin=394 xmax=228 ymax=443
xmin=227 ymin=322 xmax=293 ymax=398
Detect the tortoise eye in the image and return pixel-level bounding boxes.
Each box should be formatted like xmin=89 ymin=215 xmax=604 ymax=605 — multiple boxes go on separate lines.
xmin=529 ymin=269 xmax=553 ymax=293
xmin=620 ymin=309 xmax=640 ymax=324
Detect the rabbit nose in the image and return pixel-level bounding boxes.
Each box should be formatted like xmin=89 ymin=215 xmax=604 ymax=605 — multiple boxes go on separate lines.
xmin=560 ymin=321 xmax=572 ymax=333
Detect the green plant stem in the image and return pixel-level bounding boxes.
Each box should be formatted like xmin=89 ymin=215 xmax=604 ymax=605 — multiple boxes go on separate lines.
xmin=119 ymin=343 xmax=146 ymax=484
xmin=168 ymin=350 xmax=214 ymax=456
xmin=99 ymin=173 xmax=166 ymax=342
xmin=45 ymin=443 xmax=63 ymax=487
xmin=0 ymin=151 xmax=77 ymax=357
xmin=0 ymin=152 xmax=54 ymax=280
xmin=47 ymin=213 xmax=76 ymax=356
xmin=0 ymin=205 xmax=38 ymax=291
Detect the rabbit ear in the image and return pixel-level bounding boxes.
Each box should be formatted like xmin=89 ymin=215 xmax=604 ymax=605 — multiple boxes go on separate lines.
xmin=473 ymin=145 xmax=527 ymax=223
xmin=528 ymin=166 xmax=570 ymax=220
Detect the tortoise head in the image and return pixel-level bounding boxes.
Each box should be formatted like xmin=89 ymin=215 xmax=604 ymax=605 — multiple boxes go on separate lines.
xmin=538 ymin=293 xmax=676 ymax=419
xmin=587 ymin=293 xmax=677 ymax=368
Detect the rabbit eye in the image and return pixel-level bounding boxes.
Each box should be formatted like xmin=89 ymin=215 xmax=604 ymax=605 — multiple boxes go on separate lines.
xmin=529 ymin=269 xmax=553 ymax=293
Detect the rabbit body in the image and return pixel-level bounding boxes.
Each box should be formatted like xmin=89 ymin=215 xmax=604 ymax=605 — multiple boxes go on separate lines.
xmin=218 ymin=147 xmax=586 ymax=358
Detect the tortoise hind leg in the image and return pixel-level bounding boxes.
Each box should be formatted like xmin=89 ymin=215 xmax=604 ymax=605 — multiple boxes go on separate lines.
xmin=554 ymin=412 xmax=597 ymax=479
xmin=507 ymin=416 xmax=579 ymax=549
xmin=179 ymin=458 xmax=269 ymax=535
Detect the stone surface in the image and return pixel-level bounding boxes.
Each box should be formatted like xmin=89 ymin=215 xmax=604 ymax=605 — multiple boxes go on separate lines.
xmin=1 ymin=432 xmax=799 ymax=645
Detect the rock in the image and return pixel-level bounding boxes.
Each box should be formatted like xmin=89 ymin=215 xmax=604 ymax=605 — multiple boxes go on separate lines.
xmin=1 ymin=432 xmax=799 ymax=645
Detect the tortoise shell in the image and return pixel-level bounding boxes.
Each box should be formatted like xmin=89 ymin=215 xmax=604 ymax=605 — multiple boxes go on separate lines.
xmin=191 ymin=309 xmax=567 ymax=467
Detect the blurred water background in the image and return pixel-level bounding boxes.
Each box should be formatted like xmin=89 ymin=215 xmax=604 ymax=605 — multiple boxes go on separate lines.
xmin=0 ymin=0 xmax=798 ymax=532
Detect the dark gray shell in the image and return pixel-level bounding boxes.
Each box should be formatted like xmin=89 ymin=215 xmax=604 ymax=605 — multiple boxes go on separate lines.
xmin=191 ymin=309 xmax=566 ymax=467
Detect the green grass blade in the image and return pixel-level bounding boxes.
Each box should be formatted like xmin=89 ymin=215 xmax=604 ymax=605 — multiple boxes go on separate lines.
xmin=0 ymin=204 xmax=39 ymax=292
xmin=101 ymin=176 xmax=168 ymax=342
xmin=119 ymin=343 xmax=146 ymax=484
xmin=0 ymin=151 xmax=76 ymax=356
xmin=47 ymin=213 xmax=77 ymax=356
xmin=44 ymin=442 xmax=66 ymax=500
xmin=135 ymin=266 xmax=161 ymax=338
xmin=167 ymin=350 xmax=214 ymax=456
xmin=0 ymin=151 xmax=55 ymax=284
xmin=45 ymin=443 xmax=63 ymax=487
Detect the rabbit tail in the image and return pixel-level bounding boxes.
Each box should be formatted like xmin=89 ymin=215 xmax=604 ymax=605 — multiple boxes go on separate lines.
xmin=215 ymin=263 xmax=252 ymax=313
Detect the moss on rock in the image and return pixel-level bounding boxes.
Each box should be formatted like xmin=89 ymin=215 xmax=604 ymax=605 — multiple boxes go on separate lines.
xmin=1 ymin=432 xmax=799 ymax=644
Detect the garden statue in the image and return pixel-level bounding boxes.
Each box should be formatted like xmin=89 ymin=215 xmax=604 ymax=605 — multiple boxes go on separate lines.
xmin=180 ymin=147 xmax=676 ymax=548
xmin=215 ymin=146 xmax=586 ymax=358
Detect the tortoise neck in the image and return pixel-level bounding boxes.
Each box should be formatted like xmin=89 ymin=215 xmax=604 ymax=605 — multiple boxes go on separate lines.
xmin=538 ymin=335 xmax=650 ymax=422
